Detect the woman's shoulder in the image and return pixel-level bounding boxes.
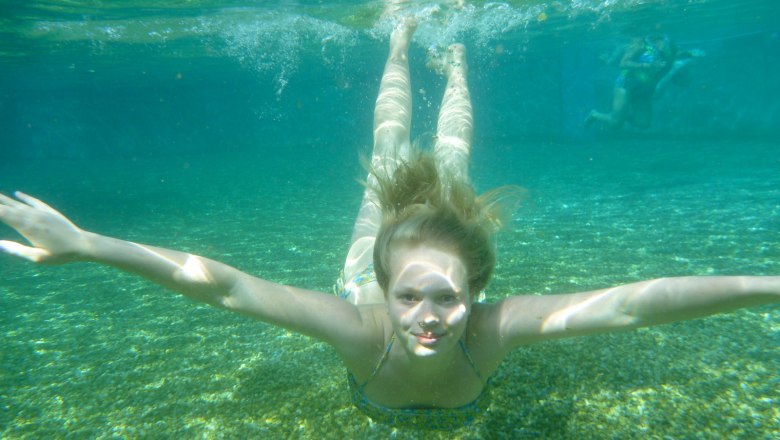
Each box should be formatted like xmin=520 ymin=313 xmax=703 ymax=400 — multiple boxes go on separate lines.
xmin=467 ymin=302 xmax=502 ymax=341
xmin=465 ymin=302 xmax=510 ymax=376
xmin=357 ymin=303 xmax=392 ymax=324
xmin=470 ymin=300 xmax=500 ymax=318
xmin=338 ymin=304 xmax=394 ymax=379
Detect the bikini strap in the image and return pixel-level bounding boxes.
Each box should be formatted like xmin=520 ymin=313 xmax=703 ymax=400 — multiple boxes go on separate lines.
xmin=360 ymin=333 xmax=395 ymax=387
xmin=458 ymin=339 xmax=485 ymax=384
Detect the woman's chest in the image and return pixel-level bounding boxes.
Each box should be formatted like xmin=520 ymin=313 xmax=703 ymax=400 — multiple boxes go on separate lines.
xmin=361 ymin=355 xmax=485 ymax=408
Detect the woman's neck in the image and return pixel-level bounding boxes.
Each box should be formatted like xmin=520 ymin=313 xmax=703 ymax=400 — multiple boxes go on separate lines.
xmin=390 ymin=334 xmax=464 ymax=378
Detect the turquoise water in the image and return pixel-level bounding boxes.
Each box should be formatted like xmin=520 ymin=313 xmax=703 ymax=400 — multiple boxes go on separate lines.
xmin=2 ymin=1 xmax=779 ymax=438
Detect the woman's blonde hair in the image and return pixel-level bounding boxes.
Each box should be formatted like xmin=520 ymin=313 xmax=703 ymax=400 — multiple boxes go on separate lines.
xmin=367 ymin=151 xmax=523 ymax=298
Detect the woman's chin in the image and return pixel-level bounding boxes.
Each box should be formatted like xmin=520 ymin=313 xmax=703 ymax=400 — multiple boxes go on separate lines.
xmin=412 ymin=345 xmax=438 ymax=357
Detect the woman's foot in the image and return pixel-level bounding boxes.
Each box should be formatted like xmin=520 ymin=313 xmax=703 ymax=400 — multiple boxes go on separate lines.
xmin=389 ymin=16 xmax=417 ymax=57
xmin=584 ymin=110 xmax=598 ymax=127
xmin=381 ymin=0 xmax=411 ymax=21
xmin=427 ymin=43 xmax=468 ymax=78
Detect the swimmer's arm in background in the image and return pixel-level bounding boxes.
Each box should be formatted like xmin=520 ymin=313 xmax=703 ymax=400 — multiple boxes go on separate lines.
xmin=0 ymin=192 xmax=367 ymax=349
xmin=655 ymin=48 xmax=705 ymax=94
xmin=618 ymin=40 xmax=654 ymax=70
xmin=495 ymin=275 xmax=780 ymax=348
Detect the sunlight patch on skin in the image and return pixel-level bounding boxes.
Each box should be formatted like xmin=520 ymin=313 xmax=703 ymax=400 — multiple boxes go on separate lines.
xmin=413 ymin=345 xmax=436 ymax=356
xmin=540 ymin=283 xmax=655 ymax=334
xmin=373 ymin=119 xmax=406 ymax=134
xmin=446 ymin=303 xmax=467 ymax=326
xmin=541 ymin=292 xmax=609 ymax=334
xmin=434 ymin=134 xmax=470 ymax=152
xmin=395 ymin=260 xmax=460 ymax=292
xmin=126 ymin=242 xmax=214 ymax=285
xmin=179 ymin=255 xmax=213 ymax=284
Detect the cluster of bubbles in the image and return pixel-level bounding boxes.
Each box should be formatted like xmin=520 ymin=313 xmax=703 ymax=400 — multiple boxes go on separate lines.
xmin=205 ymin=0 xmax=657 ymax=99
xmin=206 ymin=1 xmax=547 ymax=100
xmin=207 ymin=9 xmax=359 ymax=100
xmin=22 ymin=0 xmax=659 ymax=99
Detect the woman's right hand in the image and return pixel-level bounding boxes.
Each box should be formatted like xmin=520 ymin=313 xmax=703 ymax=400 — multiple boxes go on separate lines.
xmin=0 ymin=192 xmax=90 ymax=264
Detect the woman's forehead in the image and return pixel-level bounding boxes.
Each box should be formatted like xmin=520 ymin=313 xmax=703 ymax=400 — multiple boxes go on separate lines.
xmin=389 ymin=245 xmax=468 ymax=287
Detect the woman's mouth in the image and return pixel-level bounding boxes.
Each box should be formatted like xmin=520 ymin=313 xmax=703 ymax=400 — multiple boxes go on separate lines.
xmin=414 ymin=332 xmax=442 ymax=345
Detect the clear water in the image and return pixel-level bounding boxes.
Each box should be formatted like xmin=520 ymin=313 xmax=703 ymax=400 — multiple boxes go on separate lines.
xmin=1 ymin=1 xmax=779 ymax=438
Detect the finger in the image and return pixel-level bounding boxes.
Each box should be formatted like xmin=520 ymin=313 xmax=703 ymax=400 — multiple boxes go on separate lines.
xmin=0 ymin=240 xmax=51 ymax=263
xmin=0 ymin=203 xmax=29 ymax=230
xmin=14 ymin=192 xmax=61 ymax=215
xmin=14 ymin=192 xmax=77 ymax=228
xmin=0 ymin=193 xmax=25 ymax=208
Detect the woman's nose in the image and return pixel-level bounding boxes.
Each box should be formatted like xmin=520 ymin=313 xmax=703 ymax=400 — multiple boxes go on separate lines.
xmin=417 ymin=303 xmax=441 ymax=327
xmin=420 ymin=314 xmax=439 ymax=326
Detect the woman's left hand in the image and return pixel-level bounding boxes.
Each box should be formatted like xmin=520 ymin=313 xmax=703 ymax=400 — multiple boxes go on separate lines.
xmin=0 ymin=192 xmax=90 ymax=264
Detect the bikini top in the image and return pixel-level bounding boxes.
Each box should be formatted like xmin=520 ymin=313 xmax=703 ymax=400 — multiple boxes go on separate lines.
xmin=347 ymin=334 xmax=491 ymax=430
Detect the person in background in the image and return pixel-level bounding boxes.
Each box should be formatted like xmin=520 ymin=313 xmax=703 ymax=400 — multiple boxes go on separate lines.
xmin=586 ymin=35 xmax=704 ymax=129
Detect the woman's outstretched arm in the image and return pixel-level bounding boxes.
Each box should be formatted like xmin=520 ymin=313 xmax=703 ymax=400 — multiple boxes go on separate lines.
xmin=0 ymin=192 xmax=368 ymax=348
xmin=494 ymin=275 xmax=780 ymax=348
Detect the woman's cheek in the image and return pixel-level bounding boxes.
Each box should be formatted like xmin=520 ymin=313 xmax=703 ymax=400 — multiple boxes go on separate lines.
xmin=445 ymin=303 xmax=469 ymax=328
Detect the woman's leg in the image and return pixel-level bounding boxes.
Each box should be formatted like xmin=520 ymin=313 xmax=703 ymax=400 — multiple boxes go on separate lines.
xmin=430 ymin=44 xmax=473 ymax=185
xmin=628 ymin=88 xmax=654 ymax=129
xmin=340 ymin=18 xmax=416 ymax=305
xmin=586 ymin=85 xmax=628 ymax=129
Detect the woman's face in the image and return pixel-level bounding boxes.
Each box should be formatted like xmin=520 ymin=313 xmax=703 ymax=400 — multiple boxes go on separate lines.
xmin=385 ymin=244 xmax=471 ymax=357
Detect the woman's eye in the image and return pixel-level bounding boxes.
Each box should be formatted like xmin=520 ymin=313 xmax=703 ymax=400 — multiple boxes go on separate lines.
xmin=439 ymin=294 xmax=458 ymax=303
